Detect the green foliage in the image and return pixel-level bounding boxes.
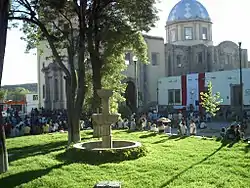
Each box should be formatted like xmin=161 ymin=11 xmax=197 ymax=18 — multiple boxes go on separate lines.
xmin=0 ymin=89 xmax=7 ymax=100
xmin=6 ymin=87 xmax=30 ymax=100
xmin=101 ymin=33 xmax=149 ymax=113
xmin=200 ymin=81 xmax=223 ymax=116
xmin=82 ymin=72 xmax=93 ymax=113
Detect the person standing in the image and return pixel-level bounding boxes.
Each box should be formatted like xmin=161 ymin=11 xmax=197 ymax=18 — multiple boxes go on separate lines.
xmin=189 ymin=120 xmax=197 ymax=136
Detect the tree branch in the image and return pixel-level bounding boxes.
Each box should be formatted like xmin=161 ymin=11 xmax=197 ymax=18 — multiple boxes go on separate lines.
xmin=58 ymin=10 xmax=74 ymax=49
xmin=9 ymin=16 xmax=71 ymax=78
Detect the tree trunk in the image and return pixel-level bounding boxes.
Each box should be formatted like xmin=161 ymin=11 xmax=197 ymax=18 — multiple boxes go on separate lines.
xmin=91 ymin=57 xmax=102 ymax=112
xmin=0 ymin=0 xmax=9 ymax=174
xmin=0 ymin=123 xmax=8 ymax=173
xmin=65 ymin=77 xmax=81 ymax=144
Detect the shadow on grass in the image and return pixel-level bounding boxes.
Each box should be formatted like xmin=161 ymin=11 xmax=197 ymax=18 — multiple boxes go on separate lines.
xmin=0 ymin=163 xmax=65 ymax=188
xmin=8 ymin=140 xmax=68 ymax=162
xmin=82 ymin=131 xmax=93 ymax=136
xmin=215 ymin=137 xmax=238 ymax=148
xmin=153 ymin=135 xmax=188 ymax=144
xmin=139 ymin=132 xmax=157 ymax=138
xmin=160 ymin=144 xmax=224 ymax=188
xmin=243 ymin=144 xmax=250 ymax=153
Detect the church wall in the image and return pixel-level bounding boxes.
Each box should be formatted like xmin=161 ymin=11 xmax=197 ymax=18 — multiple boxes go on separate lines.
xmin=212 ymin=41 xmax=248 ymax=71
xmin=37 ymin=41 xmax=67 ymax=109
xmin=37 ymin=41 xmax=53 ymax=108
xmin=144 ymin=37 xmax=166 ymax=104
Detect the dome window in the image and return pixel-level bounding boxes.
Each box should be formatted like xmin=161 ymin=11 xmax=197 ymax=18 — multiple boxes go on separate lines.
xmin=170 ymin=29 xmax=176 ymax=42
xmin=184 ymin=27 xmax=193 ymax=40
xmin=202 ymin=27 xmax=208 ymax=40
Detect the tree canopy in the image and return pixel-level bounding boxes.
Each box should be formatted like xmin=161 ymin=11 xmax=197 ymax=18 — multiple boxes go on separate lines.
xmin=8 ymin=0 xmax=159 ymax=143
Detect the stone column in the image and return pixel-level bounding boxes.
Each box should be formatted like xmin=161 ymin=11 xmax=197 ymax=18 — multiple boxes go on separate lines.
xmin=44 ymin=72 xmax=50 ymax=109
xmin=59 ymin=71 xmax=64 ymax=109
xmin=101 ymin=124 xmax=112 ymax=148
xmin=49 ymin=76 xmax=54 ymax=110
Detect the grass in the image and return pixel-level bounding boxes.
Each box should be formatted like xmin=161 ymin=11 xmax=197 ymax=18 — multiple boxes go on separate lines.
xmin=0 ymin=131 xmax=250 ymax=188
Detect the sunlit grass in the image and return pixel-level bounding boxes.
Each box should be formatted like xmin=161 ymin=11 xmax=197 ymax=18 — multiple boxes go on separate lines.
xmin=1 ymin=130 xmax=250 ymax=188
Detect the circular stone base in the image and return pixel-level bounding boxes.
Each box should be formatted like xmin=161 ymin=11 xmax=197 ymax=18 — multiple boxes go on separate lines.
xmin=73 ymin=140 xmax=142 ymax=151
xmin=69 ymin=140 xmax=146 ymax=163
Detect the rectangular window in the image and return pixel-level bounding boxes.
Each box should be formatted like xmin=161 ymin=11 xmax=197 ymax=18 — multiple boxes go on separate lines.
xmin=168 ymin=89 xmax=181 ymax=104
xmin=177 ymin=55 xmax=181 ymax=67
xmin=55 ymin=79 xmax=59 ymax=101
xmin=184 ymin=27 xmax=193 ymax=40
xmin=33 ymin=95 xmax=38 ymax=101
xmin=125 ymin=53 xmax=131 ymax=65
xmin=170 ymin=29 xmax=176 ymax=42
xmin=175 ymin=90 xmax=181 ymax=103
xmin=202 ymin=27 xmax=207 ymax=40
xmin=42 ymin=84 xmax=45 ymax=99
xmin=198 ymin=52 xmax=203 ymax=64
xmin=168 ymin=90 xmax=174 ymax=104
xmin=151 ymin=52 xmax=159 ymax=66
xmin=226 ymin=54 xmax=231 ymax=65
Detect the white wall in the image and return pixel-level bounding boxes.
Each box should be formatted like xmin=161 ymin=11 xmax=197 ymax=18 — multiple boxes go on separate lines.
xmin=205 ymin=69 xmax=250 ymax=105
xmin=26 ymin=93 xmax=39 ymax=113
xmin=158 ymin=76 xmax=181 ymax=105
xmin=158 ymin=68 xmax=250 ymax=106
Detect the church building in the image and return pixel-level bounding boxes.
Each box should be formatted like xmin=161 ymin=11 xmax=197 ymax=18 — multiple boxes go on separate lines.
xmin=37 ymin=0 xmax=249 ymax=111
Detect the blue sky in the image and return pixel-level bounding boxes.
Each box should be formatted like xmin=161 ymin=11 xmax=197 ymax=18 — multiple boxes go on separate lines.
xmin=3 ymin=0 xmax=250 ymax=85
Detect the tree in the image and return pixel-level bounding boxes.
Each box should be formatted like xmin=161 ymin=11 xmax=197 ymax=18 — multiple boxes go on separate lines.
xmin=200 ymin=81 xmax=222 ymax=117
xmin=86 ymin=0 xmax=158 ymax=111
xmin=7 ymin=87 xmax=30 ymax=101
xmin=0 ymin=89 xmax=7 ymax=101
xmin=9 ymin=0 xmax=87 ymax=144
xmin=0 ymin=0 xmax=9 ymax=173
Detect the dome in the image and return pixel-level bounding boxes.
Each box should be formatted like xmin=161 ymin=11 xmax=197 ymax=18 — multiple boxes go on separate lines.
xmin=167 ymin=0 xmax=210 ymax=23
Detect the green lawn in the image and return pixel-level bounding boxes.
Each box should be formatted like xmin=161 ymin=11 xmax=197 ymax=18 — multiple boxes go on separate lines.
xmin=1 ymin=131 xmax=250 ymax=188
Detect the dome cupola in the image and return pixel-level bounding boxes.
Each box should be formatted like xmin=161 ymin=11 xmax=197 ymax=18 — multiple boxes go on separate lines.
xmin=167 ymin=0 xmax=211 ymax=23
xmin=166 ymin=0 xmax=213 ymax=46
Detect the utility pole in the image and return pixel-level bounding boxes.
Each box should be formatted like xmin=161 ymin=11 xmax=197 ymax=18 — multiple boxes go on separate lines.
xmin=133 ymin=56 xmax=138 ymax=113
xmin=238 ymin=42 xmax=243 ymax=125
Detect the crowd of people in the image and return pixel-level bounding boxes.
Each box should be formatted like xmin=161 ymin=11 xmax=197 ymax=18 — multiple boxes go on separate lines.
xmin=2 ymin=106 xmax=248 ymax=141
xmin=112 ymin=110 xmax=201 ymax=136
xmin=3 ymin=108 xmax=68 ymax=137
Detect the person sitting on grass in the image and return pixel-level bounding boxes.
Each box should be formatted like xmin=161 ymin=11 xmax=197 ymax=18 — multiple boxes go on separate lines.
xmin=226 ymin=125 xmax=236 ymax=140
xmin=220 ymin=127 xmax=226 ymax=139
xmin=150 ymin=123 xmax=158 ymax=132
xmin=158 ymin=121 xmax=165 ymax=134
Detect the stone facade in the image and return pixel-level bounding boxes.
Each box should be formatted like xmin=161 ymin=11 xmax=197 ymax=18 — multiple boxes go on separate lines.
xmin=166 ymin=41 xmax=248 ymax=77
xmin=41 ymin=62 xmax=66 ymax=109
